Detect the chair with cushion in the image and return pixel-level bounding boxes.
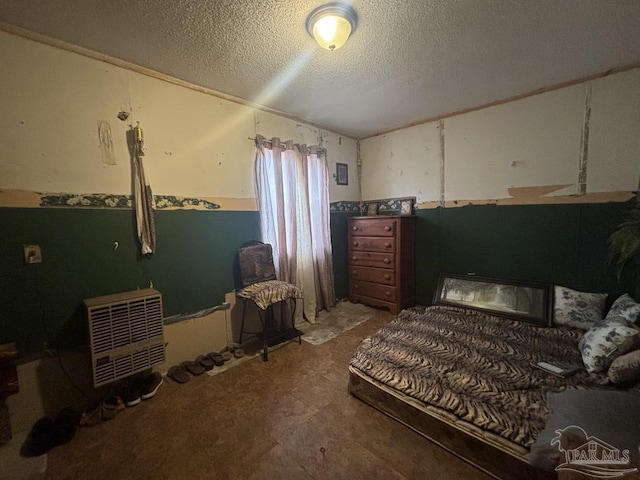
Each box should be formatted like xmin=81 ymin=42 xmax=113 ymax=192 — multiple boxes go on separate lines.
xmin=235 ymin=241 xmax=303 ymax=361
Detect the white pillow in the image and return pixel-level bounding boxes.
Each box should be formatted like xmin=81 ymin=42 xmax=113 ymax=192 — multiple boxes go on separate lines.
xmin=608 ymin=349 xmax=640 ymax=384
xmin=606 ymin=294 xmax=640 ymax=325
xmin=578 ymin=316 xmax=639 ymax=373
xmin=553 ymin=285 xmax=607 ymax=330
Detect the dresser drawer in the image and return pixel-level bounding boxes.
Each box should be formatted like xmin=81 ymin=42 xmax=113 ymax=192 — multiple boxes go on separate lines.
xmin=350 ymin=218 xmax=397 ymax=237
xmin=350 ymin=280 xmax=397 ymax=302
xmin=351 ymin=236 xmax=395 ymax=253
xmin=350 ymin=266 xmax=395 ymax=285
xmin=349 ymin=251 xmax=395 ymax=269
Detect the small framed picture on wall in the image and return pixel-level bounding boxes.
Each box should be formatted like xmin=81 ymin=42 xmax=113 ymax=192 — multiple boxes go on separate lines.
xmin=336 ymin=163 xmax=348 ymax=185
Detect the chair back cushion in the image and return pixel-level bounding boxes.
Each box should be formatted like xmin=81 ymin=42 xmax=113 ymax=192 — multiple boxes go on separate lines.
xmin=238 ymin=243 xmax=277 ymax=287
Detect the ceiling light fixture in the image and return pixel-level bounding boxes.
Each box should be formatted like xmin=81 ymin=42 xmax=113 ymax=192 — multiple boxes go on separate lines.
xmin=306 ymin=3 xmax=357 ymax=51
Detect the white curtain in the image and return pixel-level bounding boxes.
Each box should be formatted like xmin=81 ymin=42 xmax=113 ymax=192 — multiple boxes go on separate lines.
xmin=254 ymin=135 xmax=336 ymax=322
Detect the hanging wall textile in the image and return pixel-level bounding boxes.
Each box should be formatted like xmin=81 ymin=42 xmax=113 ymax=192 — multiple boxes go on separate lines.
xmin=132 ymin=124 xmax=156 ymax=255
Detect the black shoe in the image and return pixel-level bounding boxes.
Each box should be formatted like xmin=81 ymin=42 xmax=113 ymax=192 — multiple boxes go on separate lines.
xmin=21 ymin=416 xmax=54 ymax=457
xmin=141 ymin=372 xmax=163 ymax=400
xmin=124 ymin=377 xmax=143 ymax=407
xmin=125 ymin=389 xmax=141 ymax=407
xmin=51 ymin=408 xmax=80 ymax=445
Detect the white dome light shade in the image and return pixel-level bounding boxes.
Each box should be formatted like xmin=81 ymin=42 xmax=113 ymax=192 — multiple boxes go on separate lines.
xmin=312 ymin=14 xmax=351 ymax=50
xmin=306 ymin=3 xmax=357 ymax=51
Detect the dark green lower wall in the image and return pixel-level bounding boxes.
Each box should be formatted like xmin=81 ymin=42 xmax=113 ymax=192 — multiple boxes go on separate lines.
xmin=0 ymin=208 xmax=260 ymax=357
xmin=330 ymin=211 xmax=352 ymax=301
xmin=413 ymin=201 xmax=638 ymax=306
xmin=3 ymin=201 xmax=636 ymax=358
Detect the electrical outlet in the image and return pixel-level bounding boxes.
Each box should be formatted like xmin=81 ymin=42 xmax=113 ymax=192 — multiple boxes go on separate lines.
xmin=23 ymin=244 xmax=42 ymax=264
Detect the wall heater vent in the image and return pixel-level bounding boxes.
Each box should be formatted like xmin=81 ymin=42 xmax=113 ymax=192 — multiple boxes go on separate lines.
xmin=85 ymin=288 xmax=165 ymax=388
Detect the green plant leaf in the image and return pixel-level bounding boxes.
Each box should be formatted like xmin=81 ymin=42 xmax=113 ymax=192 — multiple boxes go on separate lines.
xmin=607 ymin=208 xmax=640 ymax=280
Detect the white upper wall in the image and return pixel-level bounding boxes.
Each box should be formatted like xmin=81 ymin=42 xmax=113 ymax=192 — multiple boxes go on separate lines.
xmin=445 ymin=85 xmax=584 ymax=201
xmin=588 ymin=71 xmax=640 ymax=193
xmin=0 ymin=31 xmax=359 ymax=204
xmin=359 ymin=124 xmax=442 ymax=203
xmin=360 ymin=68 xmax=640 ymax=204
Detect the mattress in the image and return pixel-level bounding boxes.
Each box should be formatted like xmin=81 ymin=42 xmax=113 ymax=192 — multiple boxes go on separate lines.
xmin=348 ymin=305 xmax=615 ymax=470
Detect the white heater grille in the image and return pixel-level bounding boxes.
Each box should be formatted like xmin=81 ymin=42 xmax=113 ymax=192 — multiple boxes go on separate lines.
xmin=85 ymin=288 xmax=165 ymax=387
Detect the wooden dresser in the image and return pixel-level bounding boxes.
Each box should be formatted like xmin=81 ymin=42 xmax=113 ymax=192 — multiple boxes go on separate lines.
xmin=348 ymin=215 xmax=416 ymax=314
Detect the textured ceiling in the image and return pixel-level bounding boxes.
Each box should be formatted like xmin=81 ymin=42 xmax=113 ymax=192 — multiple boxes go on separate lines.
xmin=1 ymin=0 xmax=639 ymax=138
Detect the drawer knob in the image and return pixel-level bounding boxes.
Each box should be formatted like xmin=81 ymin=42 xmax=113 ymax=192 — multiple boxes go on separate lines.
xmin=384 ymin=242 xmax=391 ymax=248
xmin=353 ymin=270 xmax=358 ymax=275
xmin=352 ymin=256 xmax=358 ymax=261
xmin=354 ymin=284 xmax=359 ymax=289
xmin=353 ymin=241 xmax=359 ymax=246
xmin=383 ymin=258 xmax=390 ymax=264
xmin=385 ymin=291 xmax=391 ymax=297
xmin=352 ymin=226 xmax=358 ymax=231
xmin=384 ymin=226 xmax=391 ymax=231
xmin=383 ymin=274 xmax=390 ymax=280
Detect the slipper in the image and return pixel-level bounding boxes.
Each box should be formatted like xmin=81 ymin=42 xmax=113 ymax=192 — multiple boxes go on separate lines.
xmin=229 ymin=343 xmax=245 ymax=359
xmin=78 ymin=400 xmax=102 ymax=427
xmin=196 ymin=354 xmax=214 ymax=371
xmin=167 ymin=365 xmax=190 ymax=383
xmin=212 ymin=347 xmax=231 ymax=361
xmin=207 ymin=352 xmax=225 ymax=367
xmin=102 ymin=395 xmax=124 ymax=420
xmin=181 ymin=361 xmax=205 ymax=376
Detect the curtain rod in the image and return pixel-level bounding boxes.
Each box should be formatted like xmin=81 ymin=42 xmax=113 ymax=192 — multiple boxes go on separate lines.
xmin=248 ymin=137 xmax=326 ymax=153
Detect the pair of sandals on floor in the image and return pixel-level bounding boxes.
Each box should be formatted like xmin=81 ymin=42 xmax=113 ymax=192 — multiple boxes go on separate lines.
xmin=168 ymin=344 xmax=244 ymax=383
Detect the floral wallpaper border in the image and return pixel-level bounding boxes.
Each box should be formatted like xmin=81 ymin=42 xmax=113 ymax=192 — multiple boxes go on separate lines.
xmin=40 ymin=193 xmax=220 ymax=210
xmin=330 ymin=201 xmax=361 ymax=213
xmin=40 ymin=193 xmax=412 ymax=213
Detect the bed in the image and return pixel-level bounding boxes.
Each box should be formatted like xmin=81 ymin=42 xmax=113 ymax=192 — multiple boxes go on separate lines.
xmin=348 ymin=275 xmax=640 ymax=480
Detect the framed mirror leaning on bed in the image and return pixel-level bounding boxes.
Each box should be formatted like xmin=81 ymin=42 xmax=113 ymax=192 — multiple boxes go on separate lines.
xmin=434 ymin=273 xmax=553 ymax=327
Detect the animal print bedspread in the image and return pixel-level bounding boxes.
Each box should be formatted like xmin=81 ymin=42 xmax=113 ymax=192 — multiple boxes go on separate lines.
xmin=349 ymin=305 xmax=613 ymax=448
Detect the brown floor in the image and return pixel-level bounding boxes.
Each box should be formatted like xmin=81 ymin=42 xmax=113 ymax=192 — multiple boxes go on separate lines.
xmin=45 ymin=309 xmax=493 ymax=480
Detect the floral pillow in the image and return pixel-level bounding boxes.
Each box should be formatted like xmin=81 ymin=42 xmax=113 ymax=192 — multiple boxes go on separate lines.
xmin=606 ymin=294 xmax=640 ymax=325
xmin=553 ymin=286 xmax=607 ymax=330
xmin=578 ymin=316 xmax=640 ymax=373
xmin=608 ymin=349 xmax=640 ymax=384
